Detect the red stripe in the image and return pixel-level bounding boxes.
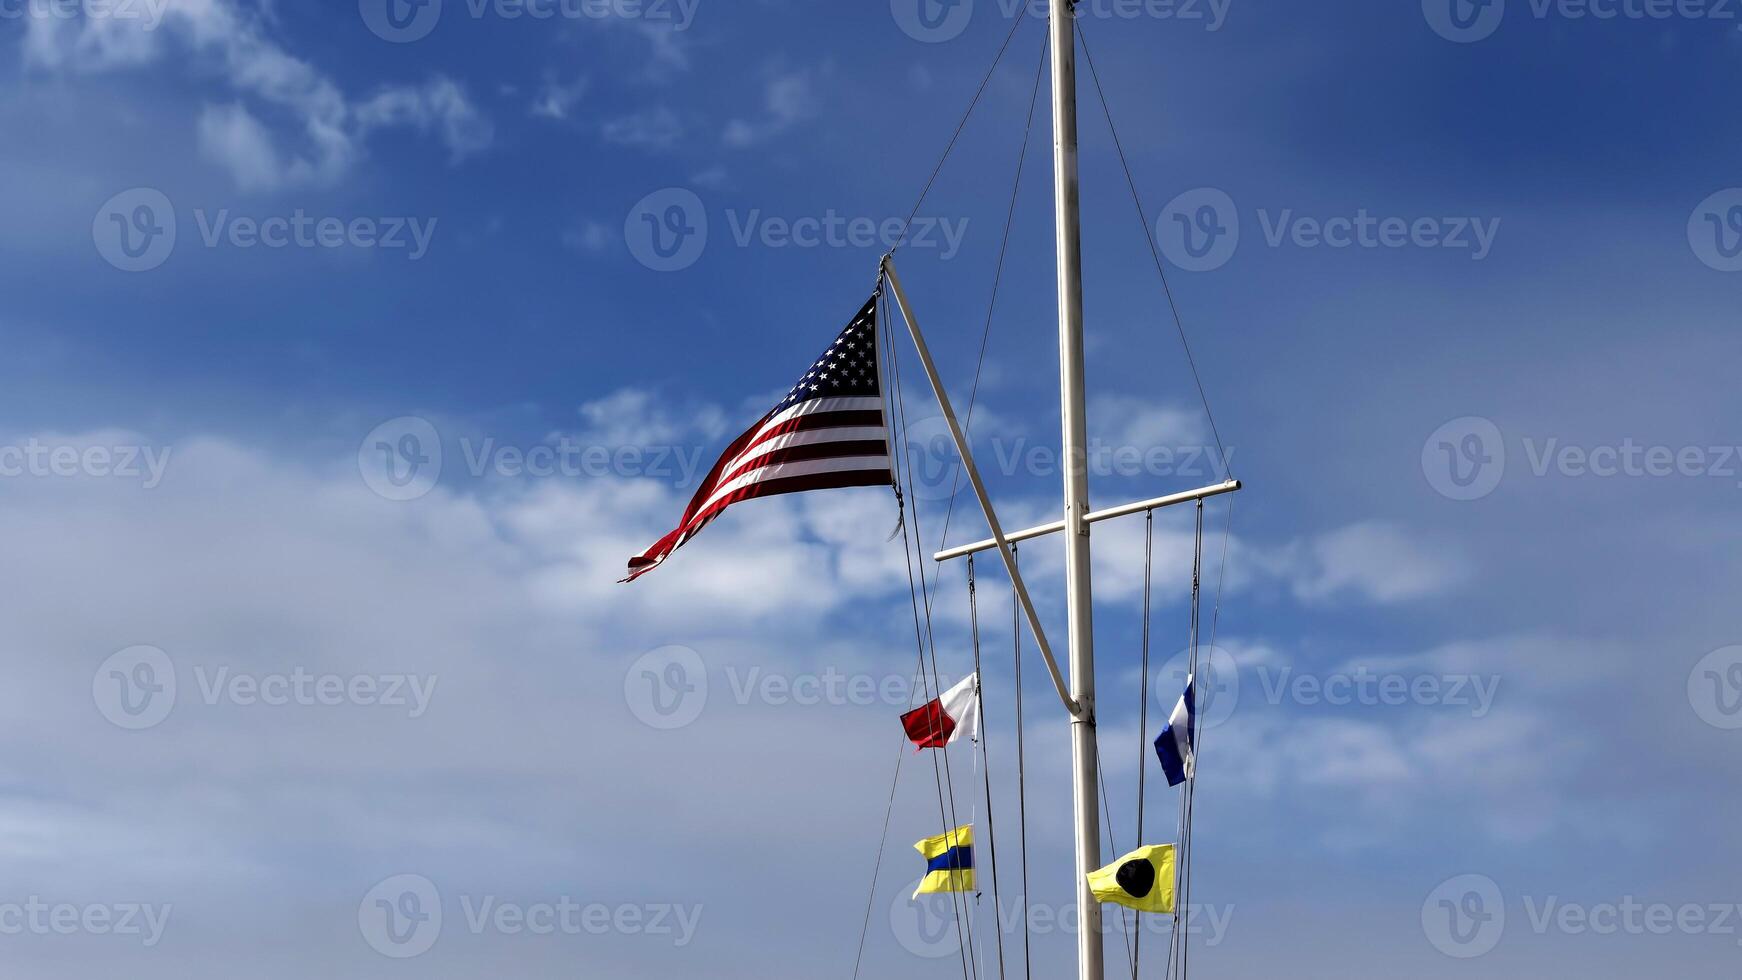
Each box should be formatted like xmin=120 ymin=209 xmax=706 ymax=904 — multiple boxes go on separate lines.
xmin=739 ymin=410 xmax=886 ymax=457
xmin=665 ymin=409 xmax=881 ymax=537
xmin=678 ymin=469 xmax=892 ymax=537
xmin=670 ymin=412 xmax=774 ymax=528
xmin=621 ymin=412 xmax=771 ymax=582
xmin=622 ymin=469 xmax=890 ymax=582
xmin=717 ymin=440 xmax=890 ymax=490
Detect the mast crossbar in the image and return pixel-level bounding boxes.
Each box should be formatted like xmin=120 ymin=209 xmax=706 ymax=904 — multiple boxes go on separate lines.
xmin=931 ymin=480 xmax=1241 ymax=563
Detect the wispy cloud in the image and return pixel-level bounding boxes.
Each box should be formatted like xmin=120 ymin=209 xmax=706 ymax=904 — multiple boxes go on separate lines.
xmin=530 ymin=74 xmax=589 ymax=121
xmin=1275 ymin=521 xmax=1470 ymax=604
xmin=723 ymin=64 xmax=825 ymax=148
xmin=602 ymin=106 xmax=683 ymax=150
xmin=22 ymin=0 xmax=491 ymax=190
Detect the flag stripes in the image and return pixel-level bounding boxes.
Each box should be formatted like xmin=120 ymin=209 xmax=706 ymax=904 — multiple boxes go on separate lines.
xmin=624 ymin=296 xmax=892 ymax=582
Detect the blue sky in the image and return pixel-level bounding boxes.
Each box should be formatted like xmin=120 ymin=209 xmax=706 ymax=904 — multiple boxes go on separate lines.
xmin=2 ymin=0 xmax=1741 ymax=976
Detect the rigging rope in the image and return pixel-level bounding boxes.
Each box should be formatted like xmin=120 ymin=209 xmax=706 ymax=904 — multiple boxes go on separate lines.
xmin=1095 ymin=757 xmax=1137 ymax=975
xmin=1206 ymin=501 xmax=1235 ymax=657
xmin=971 ymin=717 xmax=988 ymax=980
xmin=1178 ymin=500 xmax=1233 ymax=980
xmin=849 ymin=12 xmax=1248 ymax=980
xmin=884 ymin=289 xmax=975 ymax=980
xmin=937 ymin=30 xmax=1050 ymax=551
xmin=1132 ymin=509 xmax=1155 ymax=980
xmin=894 ymin=13 xmax=1031 ymax=253
xmin=869 ymin=18 xmax=1050 ymax=968
xmin=905 ymin=53 xmax=1047 ymax=973
xmin=850 ymin=648 xmax=938 ymax=980
xmin=888 ymin=289 xmax=985 ymax=980
xmin=1166 ymin=503 xmax=1205 ymax=980
xmin=1011 ymin=546 xmax=1033 ymax=980
xmin=967 ymin=559 xmax=1009 ymax=980
xmin=1074 ymin=23 xmax=1233 ymax=483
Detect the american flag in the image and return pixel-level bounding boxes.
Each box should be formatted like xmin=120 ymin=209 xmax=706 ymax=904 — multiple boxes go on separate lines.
xmin=623 ymin=292 xmax=894 ymax=582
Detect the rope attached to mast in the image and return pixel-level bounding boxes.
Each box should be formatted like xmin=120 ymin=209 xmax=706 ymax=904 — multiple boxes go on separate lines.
xmin=848 ymin=11 xmax=1250 ymax=980
xmin=1132 ymin=509 xmax=1155 ymax=980
xmin=852 ymin=17 xmax=1055 ymax=979
xmin=1075 ymin=23 xmax=1234 ymax=484
xmin=967 ymin=558 xmax=1009 ymax=980
xmin=883 ymin=288 xmax=975 ymax=980
xmin=1010 ymin=546 xmax=1033 ymax=980
xmin=849 ymin=647 xmax=940 ymax=980
xmin=937 ymin=30 xmax=1050 ymax=551
xmin=893 ymin=12 xmax=1030 ymax=253
xmin=1166 ymin=503 xmax=1205 ymax=980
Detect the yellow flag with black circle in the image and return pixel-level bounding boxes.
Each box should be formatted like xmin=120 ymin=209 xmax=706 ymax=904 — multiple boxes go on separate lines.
xmin=1087 ymin=844 xmax=1176 ymax=914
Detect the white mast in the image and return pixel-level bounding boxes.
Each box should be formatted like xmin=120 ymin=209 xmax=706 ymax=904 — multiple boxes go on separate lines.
xmin=1045 ymin=3 xmax=1105 ymax=980
xmin=886 ymin=8 xmax=1245 ymax=979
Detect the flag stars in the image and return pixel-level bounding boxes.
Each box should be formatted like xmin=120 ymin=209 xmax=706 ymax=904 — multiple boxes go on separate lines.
xmin=780 ymin=302 xmax=880 ymax=405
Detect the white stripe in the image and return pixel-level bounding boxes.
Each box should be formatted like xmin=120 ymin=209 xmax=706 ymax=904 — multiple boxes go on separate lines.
xmin=726 ymin=425 xmax=890 ymax=473
xmin=687 ymin=454 xmax=890 ymax=522
xmin=1168 ymin=689 xmax=1192 ymax=733
xmin=939 ymin=672 xmax=980 ymax=745
xmin=762 ymin=396 xmax=884 ymax=429
xmin=1168 ymin=676 xmax=1195 ymax=777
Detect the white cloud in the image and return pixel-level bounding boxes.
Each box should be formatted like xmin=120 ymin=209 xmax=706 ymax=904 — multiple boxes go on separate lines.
xmin=723 ymin=65 xmax=823 ymax=148
xmin=575 ymin=386 xmax=727 ymax=448
xmin=0 ymin=425 xmax=918 ymax=876
xmin=529 ymin=74 xmax=589 ymax=121
xmin=605 ymin=21 xmax=692 ymax=80
xmin=20 ymin=0 xmax=164 ymax=71
xmin=355 ymin=76 xmax=494 ymax=162
xmin=1203 ymin=697 xmax=1581 ymax=845
xmin=0 ymin=413 xmax=1676 ymax=971
xmin=21 ymin=0 xmax=491 ymax=189
xmin=1276 ymin=521 xmax=1469 ymax=604
xmin=601 ymin=106 xmax=683 ymax=150
xmin=196 ymin=101 xmax=283 ymax=191
xmin=1087 ymin=395 xmax=1214 ymax=463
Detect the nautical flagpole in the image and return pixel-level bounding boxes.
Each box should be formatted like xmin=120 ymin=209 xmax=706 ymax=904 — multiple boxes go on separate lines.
xmin=1047 ymin=3 xmax=1104 ymax=980
xmin=882 ymin=9 xmax=1244 ymax=980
